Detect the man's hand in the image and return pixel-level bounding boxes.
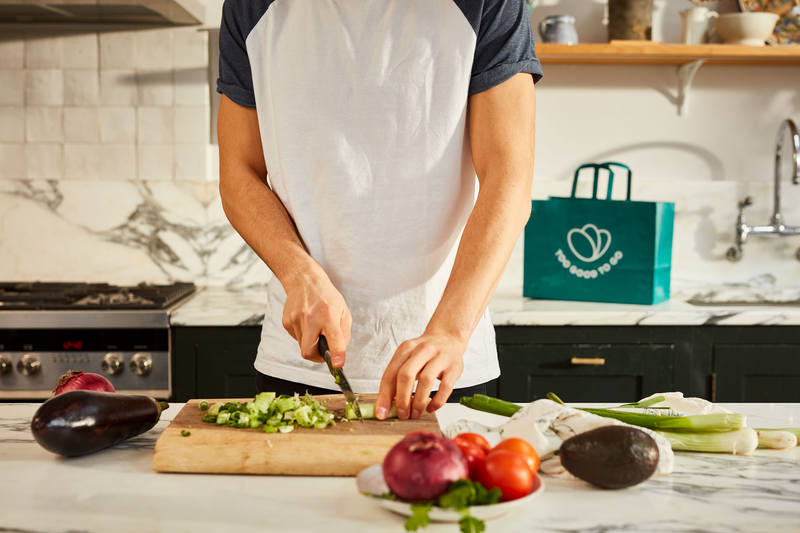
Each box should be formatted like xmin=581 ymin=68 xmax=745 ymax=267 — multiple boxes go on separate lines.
xmin=375 ymin=330 xmax=468 ymax=420
xmin=282 ymin=273 xmax=352 ymax=368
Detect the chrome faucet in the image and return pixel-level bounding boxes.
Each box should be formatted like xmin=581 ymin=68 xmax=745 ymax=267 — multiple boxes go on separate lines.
xmin=726 ymin=118 xmax=800 ymax=262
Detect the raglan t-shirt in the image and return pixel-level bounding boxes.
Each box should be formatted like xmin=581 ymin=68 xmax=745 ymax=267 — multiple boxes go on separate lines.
xmin=217 ymin=0 xmax=543 ymax=392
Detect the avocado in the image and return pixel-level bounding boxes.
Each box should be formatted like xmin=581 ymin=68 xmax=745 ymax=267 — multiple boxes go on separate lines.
xmin=559 ymin=425 xmax=659 ymax=489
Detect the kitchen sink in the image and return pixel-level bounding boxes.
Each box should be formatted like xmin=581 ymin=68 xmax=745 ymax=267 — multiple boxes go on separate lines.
xmin=684 ymin=288 xmax=800 ymax=307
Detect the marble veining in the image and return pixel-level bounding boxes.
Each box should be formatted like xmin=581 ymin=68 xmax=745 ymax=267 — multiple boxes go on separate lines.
xmin=0 ymin=402 xmax=797 ymax=533
xmin=0 ymin=179 xmax=271 ymax=288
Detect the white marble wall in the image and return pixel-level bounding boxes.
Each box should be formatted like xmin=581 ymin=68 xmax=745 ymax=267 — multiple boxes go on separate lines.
xmin=0 ymin=179 xmax=271 ymax=287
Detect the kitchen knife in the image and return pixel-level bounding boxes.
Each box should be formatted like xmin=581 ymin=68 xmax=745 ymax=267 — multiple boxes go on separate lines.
xmin=318 ymin=335 xmax=363 ymax=422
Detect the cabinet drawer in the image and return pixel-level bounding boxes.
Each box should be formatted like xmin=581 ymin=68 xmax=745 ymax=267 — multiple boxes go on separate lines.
xmin=498 ymin=344 xmax=674 ymax=403
xmin=714 ymin=345 xmax=800 ymax=402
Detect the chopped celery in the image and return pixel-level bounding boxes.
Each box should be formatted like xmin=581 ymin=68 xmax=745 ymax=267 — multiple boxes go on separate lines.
xmin=249 ymin=419 xmax=261 ymax=429
xmin=278 ymin=425 xmax=294 ymax=433
xmin=208 ymin=402 xmax=222 ymax=416
xmin=216 ymin=412 xmax=230 ymax=425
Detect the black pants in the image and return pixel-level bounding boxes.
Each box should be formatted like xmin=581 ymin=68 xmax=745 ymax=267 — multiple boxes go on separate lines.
xmin=255 ymin=371 xmax=486 ymax=403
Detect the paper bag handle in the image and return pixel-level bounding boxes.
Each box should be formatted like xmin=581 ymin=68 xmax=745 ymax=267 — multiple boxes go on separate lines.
xmin=571 ymin=162 xmax=632 ymax=201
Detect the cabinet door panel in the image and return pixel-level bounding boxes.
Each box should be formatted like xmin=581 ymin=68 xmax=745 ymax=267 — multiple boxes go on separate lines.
xmin=195 ymin=343 xmax=259 ymax=399
xmin=498 ymin=344 xmax=673 ymax=403
xmin=715 ymin=345 xmax=800 ymax=402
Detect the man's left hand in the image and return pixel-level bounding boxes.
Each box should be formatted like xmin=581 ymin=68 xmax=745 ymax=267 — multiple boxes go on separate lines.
xmin=375 ymin=331 xmax=467 ymax=420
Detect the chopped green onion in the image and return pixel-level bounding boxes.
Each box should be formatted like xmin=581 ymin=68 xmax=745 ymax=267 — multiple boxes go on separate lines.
xmin=201 ymin=414 xmax=216 ymax=423
xmin=278 ymin=425 xmax=294 ymax=433
xmin=264 ymin=425 xmax=276 ymax=434
xmin=216 ymin=412 xmax=230 ymax=425
xmin=208 ymin=402 xmax=222 ymax=416
xmin=198 ymin=400 xmax=210 ymax=411
xmin=349 ymin=402 xmax=397 ymax=420
xmin=181 ymin=430 xmax=191 ymax=437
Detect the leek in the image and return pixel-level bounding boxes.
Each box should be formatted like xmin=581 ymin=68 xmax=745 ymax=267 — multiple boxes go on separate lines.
xmin=657 ymin=428 xmax=758 ymax=455
xmin=755 ymin=429 xmax=798 ymax=449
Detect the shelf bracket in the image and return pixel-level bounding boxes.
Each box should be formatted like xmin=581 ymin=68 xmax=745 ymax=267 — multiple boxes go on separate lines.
xmin=676 ymin=59 xmax=706 ymax=116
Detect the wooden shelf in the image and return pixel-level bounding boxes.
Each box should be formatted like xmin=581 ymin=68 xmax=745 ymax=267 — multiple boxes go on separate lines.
xmin=537 ymin=42 xmax=800 ymax=66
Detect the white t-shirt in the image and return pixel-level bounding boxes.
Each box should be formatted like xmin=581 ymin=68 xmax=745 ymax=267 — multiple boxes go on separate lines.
xmin=217 ymin=0 xmax=543 ymax=392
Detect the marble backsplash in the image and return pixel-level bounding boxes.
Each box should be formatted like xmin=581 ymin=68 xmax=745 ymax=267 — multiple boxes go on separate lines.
xmin=0 ymin=177 xmax=798 ymax=290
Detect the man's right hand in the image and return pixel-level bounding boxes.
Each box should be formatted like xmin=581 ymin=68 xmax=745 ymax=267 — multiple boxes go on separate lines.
xmin=281 ymin=273 xmax=352 ymax=368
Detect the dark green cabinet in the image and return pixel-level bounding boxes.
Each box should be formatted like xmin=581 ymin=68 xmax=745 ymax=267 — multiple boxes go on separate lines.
xmin=172 ymin=326 xmax=261 ymax=401
xmin=714 ymin=345 xmax=800 ymax=402
xmin=497 ymin=343 xmax=674 ymax=403
xmin=171 ymin=324 xmax=800 ymax=403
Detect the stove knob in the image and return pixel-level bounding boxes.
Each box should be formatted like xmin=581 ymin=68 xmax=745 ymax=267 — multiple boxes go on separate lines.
xmin=102 ymin=353 xmax=124 ymax=375
xmin=0 ymin=355 xmax=11 ymax=375
xmin=17 ymin=354 xmax=41 ymax=376
xmin=129 ymin=353 xmax=152 ymax=376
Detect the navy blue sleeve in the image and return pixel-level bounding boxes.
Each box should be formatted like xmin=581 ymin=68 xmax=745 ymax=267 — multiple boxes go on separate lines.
xmin=456 ymin=0 xmax=543 ymax=96
xmin=217 ymin=0 xmax=272 ymax=108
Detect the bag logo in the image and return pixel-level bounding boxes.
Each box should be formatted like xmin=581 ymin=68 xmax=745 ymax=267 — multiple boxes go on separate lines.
xmin=556 ymin=222 xmax=623 ymax=280
xmin=567 ymin=224 xmax=611 ymax=263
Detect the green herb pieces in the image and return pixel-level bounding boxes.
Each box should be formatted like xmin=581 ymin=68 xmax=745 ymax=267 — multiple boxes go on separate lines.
xmin=459 ymin=514 xmax=486 ymax=533
xmin=438 ymin=479 xmax=501 ymax=510
xmin=180 ymin=430 xmax=191 ymax=437
xmin=400 ymin=479 xmax=498 ymax=532
xmin=198 ymin=392 xmax=335 ymax=432
xmin=198 ymin=400 xmax=209 ymax=411
xmin=405 ymin=503 xmax=432 ymax=531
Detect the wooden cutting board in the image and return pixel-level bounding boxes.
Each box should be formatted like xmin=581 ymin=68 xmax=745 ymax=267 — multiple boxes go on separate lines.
xmin=152 ymin=394 xmax=441 ymax=476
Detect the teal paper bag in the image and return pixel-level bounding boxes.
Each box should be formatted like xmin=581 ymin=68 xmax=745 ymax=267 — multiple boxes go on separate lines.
xmin=524 ymin=163 xmax=674 ymax=305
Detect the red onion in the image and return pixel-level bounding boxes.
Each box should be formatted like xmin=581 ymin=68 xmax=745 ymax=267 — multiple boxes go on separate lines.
xmin=52 ymin=370 xmax=115 ymax=396
xmin=382 ymin=431 xmax=469 ymax=502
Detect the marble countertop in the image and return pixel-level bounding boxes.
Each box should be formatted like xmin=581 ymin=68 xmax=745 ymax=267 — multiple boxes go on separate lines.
xmin=169 ymin=285 xmax=800 ymax=327
xmin=1 ymin=402 xmax=798 ymax=533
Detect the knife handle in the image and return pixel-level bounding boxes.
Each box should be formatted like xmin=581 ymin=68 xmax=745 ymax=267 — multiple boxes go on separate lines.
xmin=318 ymin=334 xmax=330 ymax=358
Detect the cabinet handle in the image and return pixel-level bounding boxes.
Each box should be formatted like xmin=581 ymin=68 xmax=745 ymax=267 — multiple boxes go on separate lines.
xmin=571 ymin=357 xmax=605 ymax=365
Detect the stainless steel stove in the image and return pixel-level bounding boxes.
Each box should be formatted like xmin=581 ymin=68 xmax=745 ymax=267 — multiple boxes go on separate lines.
xmin=0 ymin=282 xmax=196 ymax=400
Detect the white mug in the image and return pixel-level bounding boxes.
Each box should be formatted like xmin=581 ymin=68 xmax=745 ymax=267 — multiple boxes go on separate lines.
xmin=680 ymin=7 xmax=719 ymax=44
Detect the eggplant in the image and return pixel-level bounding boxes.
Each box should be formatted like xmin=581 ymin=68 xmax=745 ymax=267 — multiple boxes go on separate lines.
xmin=31 ymin=390 xmax=168 ymax=457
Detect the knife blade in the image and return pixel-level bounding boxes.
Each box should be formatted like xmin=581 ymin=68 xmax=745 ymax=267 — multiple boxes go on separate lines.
xmin=319 ymin=335 xmax=363 ymax=422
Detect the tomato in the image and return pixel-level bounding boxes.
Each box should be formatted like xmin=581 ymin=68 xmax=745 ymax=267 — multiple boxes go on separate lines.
xmin=492 ymin=438 xmax=540 ymax=474
xmin=452 ymin=438 xmax=486 ymax=480
xmin=476 ymin=450 xmax=533 ymax=502
xmin=455 ymin=432 xmax=492 ymax=454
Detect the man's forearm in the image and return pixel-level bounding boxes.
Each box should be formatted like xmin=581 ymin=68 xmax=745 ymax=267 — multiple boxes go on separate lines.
xmin=426 ymin=72 xmax=536 ymax=345
xmin=426 ymin=181 xmax=530 ymax=342
xmin=219 ymin=171 xmax=324 ymax=293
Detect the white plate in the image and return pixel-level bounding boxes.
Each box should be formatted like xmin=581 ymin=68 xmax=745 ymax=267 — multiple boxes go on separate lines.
xmin=356 ymin=464 xmax=545 ymax=522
